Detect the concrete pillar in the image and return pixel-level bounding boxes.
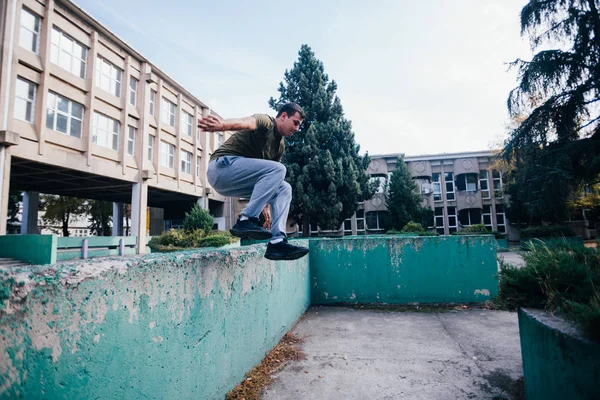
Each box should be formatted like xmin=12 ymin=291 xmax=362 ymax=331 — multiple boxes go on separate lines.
xmin=131 ymin=182 xmax=148 ymax=254
xmin=0 ymin=148 xmax=11 ymax=235
xmin=21 ymin=191 xmax=39 ymax=234
xmin=112 ymin=202 xmax=123 ymax=236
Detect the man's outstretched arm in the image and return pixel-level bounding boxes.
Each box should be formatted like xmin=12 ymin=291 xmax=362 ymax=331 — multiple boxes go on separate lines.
xmin=198 ymin=115 xmax=256 ymax=132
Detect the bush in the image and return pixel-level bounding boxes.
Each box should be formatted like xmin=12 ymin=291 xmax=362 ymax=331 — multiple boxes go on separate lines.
xmin=418 ymin=231 xmax=439 ymax=237
xmin=183 ymin=203 xmax=213 ymax=233
xmin=385 ymin=229 xmax=403 ymax=235
xmin=520 ymin=225 xmax=576 ymax=238
xmin=401 ymin=221 xmax=425 ymax=233
xmin=455 ymin=224 xmax=506 ymax=239
xmin=148 ymin=229 xmax=235 ymax=252
xmin=494 ymin=243 xmax=600 ymax=342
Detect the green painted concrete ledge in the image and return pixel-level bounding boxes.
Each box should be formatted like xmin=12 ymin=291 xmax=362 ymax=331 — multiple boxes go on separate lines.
xmin=0 ymin=243 xmax=310 ymax=399
xmin=518 ymin=308 xmax=600 ymax=400
xmin=309 ymin=235 xmax=498 ymax=304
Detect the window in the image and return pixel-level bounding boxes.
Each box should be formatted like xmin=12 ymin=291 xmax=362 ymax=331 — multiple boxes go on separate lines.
xmin=46 ymin=92 xmax=84 ymax=138
xmin=129 ymin=77 xmax=137 ymax=106
xmin=197 ymin=126 xmax=201 ymax=141
xmin=148 ymin=132 xmax=155 ymax=162
xmin=444 ymin=172 xmax=455 ymax=200
xmin=19 ymin=8 xmax=40 ymax=54
xmin=492 ymin=170 xmax=503 ymax=198
xmin=95 ymin=57 xmax=122 ymax=97
xmin=479 ymin=170 xmax=490 ymax=199
xmin=431 ymin=160 xmax=441 ymax=166
xmin=356 ymin=209 xmax=365 ymax=233
xmin=180 ymin=150 xmax=192 ymax=173
xmin=366 ymin=211 xmax=388 ymax=231
xmin=414 ymin=177 xmax=431 ymax=195
xmin=214 ymin=132 xmax=223 ymax=148
xmin=443 ymin=160 xmax=453 ymax=166
xmin=92 ymin=112 xmax=119 ymax=150
xmin=432 ymin=173 xmax=442 ymax=202
xmin=160 ymin=141 xmax=175 ymax=168
xmin=196 ymin=155 xmax=201 ymax=176
xmin=370 ymin=175 xmax=387 ymax=194
xmin=150 ymin=90 xmax=156 ymax=115
xmin=161 ymin=98 xmax=175 ymax=126
xmin=343 ymin=219 xmax=352 ymax=234
xmin=14 ymin=77 xmax=36 ymax=123
xmin=447 ymin=206 xmax=458 ymax=233
xmin=456 ymin=174 xmax=478 ymax=192
xmin=458 ymin=208 xmax=481 ymax=228
xmin=434 ymin=207 xmax=445 ymax=234
xmin=127 ymin=126 xmax=136 ymax=156
xmin=482 ymin=205 xmax=493 ymax=230
xmin=181 ymin=111 xmax=193 ymax=136
xmin=50 ymin=27 xmax=87 ymax=78
xmin=496 ymin=204 xmax=506 ymax=233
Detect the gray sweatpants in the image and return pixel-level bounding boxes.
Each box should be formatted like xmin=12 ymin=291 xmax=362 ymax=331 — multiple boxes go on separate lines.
xmin=207 ymin=156 xmax=291 ymax=241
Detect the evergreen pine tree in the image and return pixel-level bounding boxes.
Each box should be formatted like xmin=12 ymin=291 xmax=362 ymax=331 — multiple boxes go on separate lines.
xmin=269 ymin=45 xmax=375 ymax=234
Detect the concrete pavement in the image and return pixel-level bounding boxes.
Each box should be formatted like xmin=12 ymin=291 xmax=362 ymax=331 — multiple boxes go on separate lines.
xmin=263 ymin=307 xmax=523 ymax=400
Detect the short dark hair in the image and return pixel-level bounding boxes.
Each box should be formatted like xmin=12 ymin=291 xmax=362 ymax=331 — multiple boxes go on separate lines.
xmin=277 ymin=102 xmax=306 ymax=119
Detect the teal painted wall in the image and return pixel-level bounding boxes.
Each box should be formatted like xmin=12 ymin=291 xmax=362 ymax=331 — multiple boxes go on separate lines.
xmin=519 ymin=309 xmax=600 ymax=400
xmin=310 ymin=235 xmax=498 ymax=304
xmin=0 ymin=234 xmax=56 ymax=265
xmin=0 ymin=243 xmax=310 ymax=399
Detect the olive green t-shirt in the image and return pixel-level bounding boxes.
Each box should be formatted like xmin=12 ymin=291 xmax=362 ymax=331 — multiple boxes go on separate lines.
xmin=210 ymin=114 xmax=284 ymax=162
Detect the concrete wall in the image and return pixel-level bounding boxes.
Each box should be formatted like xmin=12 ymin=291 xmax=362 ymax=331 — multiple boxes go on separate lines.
xmin=519 ymin=309 xmax=600 ymax=400
xmin=0 ymin=243 xmax=310 ymax=399
xmin=0 ymin=234 xmax=56 ymax=265
xmin=309 ymin=235 xmax=498 ymax=304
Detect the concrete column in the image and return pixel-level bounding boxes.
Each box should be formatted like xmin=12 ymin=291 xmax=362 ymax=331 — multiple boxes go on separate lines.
xmin=112 ymin=202 xmax=123 ymax=236
xmin=21 ymin=191 xmax=39 ymax=234
xmin=131 ymin=182 xmax=148 ymax=254
xmin=0 ymin=148 xmax=11 ymax=235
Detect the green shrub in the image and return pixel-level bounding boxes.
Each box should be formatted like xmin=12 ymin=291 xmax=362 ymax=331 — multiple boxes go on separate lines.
xmin=147 ymin=229 xmax=235 ymax=252
xmin=418 ymin=231 xmax=439 ymax=237
xmin=520 ymin=225 xmax=576 ymax=238
xmin=198 ymin=234 xmax=231 ymax=248
xmin=494 ymin=243 xmax=600 ymax=342
xmin=401 ymin=221 xmax=425 ymax=233
xmin=460 ymin=224 xmax=490 ymax=234
xmin=183 ymin=203 xmax=213 ymax=233
xmin=490 ymin=231 xmax=506 ymax=240
xmin=385 ymin=229 xmax=402 ymax=235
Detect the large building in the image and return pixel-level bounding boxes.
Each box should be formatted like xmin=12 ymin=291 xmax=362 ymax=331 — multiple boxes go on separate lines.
xmin=0 ymin=0 xmax=239 ymax=252
xmin=299 ymin=150 xmax=517 ymax=241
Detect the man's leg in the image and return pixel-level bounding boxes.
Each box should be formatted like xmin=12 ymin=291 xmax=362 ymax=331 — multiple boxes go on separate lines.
xmin=268 ymin=181 xmax=292 ymax=241
xmin=207 ymin=156 xmax=286 ymax=239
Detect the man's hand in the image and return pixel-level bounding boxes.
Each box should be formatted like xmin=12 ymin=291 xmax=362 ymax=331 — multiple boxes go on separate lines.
xmin=198 ymin=116 xmax=224 ymax=132
xmin=262 ymin=205 xmax=272 ymax=230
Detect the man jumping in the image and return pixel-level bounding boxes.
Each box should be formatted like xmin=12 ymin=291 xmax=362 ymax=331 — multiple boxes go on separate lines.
xmin=198 ymin=102 xmax=309 ymax=261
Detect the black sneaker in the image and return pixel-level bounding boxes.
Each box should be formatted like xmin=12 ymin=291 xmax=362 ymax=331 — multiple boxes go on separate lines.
xmin=230 ymin=217 xmax=272 ymax=240
xmin=264 ymin=239 xmax=309 ymax=261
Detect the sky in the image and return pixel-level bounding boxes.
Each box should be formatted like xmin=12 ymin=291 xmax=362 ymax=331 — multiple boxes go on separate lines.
xmin=74 ymin=0 xmax=533 ymax=157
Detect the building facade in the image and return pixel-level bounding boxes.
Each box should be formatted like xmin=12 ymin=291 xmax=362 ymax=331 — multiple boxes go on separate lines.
xmin=0 ymin=0 xmax=238 ymax=251
xmin=298 ymin=150 xmax=517 ymax=241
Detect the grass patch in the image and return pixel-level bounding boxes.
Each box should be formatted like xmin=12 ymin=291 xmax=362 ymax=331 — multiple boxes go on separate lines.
xmin=226 ymin=333 xmax=304 ymax=400
xmin=494 ymin=242 xmax=600 ymax=342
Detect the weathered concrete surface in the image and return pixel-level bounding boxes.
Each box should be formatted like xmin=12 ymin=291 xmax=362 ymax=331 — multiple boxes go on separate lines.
xmin=497 ymin=251 xmax=525 ymax=268
xmin=263 ymin=307 xmax=523 ymax=400
xmin=519 ymin=309 xmax=600 ymax=400
xmin=0 ymin=243 xmax=310 ymax=399
xmin=310 ymin=236 xmax=498 ymax=304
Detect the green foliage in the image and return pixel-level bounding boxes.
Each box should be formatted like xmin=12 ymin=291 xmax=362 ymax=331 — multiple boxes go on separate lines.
xmin=460 ymin=224 xmax=490 ymax=234
xmin=86 ymin=200 xmax=112 ymax=236
xmin=268 ymin=45 xmax=375 ymax=233
xmin=148 ymin=229 xmax=235 ymax=252
xmin=7 ymin=190 xmax=22 ymax=222
xmin=495 ymin=243 xmax=600 ymax=342
xmin=40 ymin=195 xmax=86 ymax=237
xmin=520 ymin=225 xmax=576 ymax=238
xmin=401 ymin=221 xmax=425 ymax=233
xmin=386 ymin=157 xmax=429 ymax=230
xmin=183 ymin=203 xmax=213 ymax=233
xmin=503 ymin=0 xmax=600 ymax=224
